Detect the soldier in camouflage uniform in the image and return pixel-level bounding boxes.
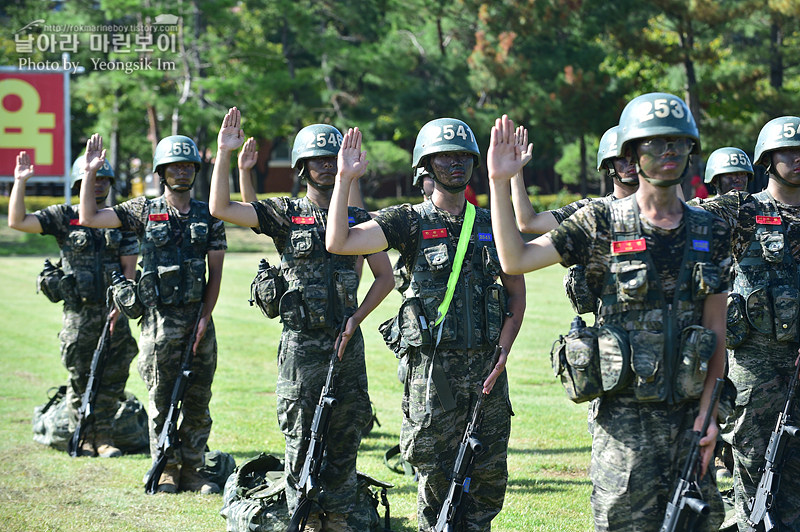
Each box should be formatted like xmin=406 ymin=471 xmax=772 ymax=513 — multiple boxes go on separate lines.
xmin=693 ymin=116 xmax=800 ymax=531
xmin=9 ymin=149 xmax=139 ymax=458
xmin=702 ymin=147 xmax=754 ymax=197
xmin=327 ymin=120 xmax=526 ymax=531
xmin=487 ymin=95 xmax=730 ymax=532
xmin=78 ymin=133 xmax=226 ymax=495
xmin=510 ymin=124 xmax=639 ymax=235
xmin=210 ymin=108 xmax=393 ymax=531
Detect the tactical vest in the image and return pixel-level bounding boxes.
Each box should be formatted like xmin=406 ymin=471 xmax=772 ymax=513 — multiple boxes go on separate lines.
xmin=404 ymin=201 xmax=506 ymax=350
xmin=598 ymin=195 xmax=720 ymax=403
xmin=140 ymin=196 xmax=210 ymax=306
xmin=59 ymin=206 xmax=124 ymax=306
xmin=277 ymin=198 xmax=360 ymax=331
xmin=731 ymin=190 xmax=800 ymax=343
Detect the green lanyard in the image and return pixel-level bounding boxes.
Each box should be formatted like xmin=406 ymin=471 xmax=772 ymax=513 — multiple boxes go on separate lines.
xmin=434 ymin=202 xmax=476 ymax=328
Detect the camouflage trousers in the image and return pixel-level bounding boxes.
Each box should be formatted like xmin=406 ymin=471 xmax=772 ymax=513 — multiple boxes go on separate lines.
xmin=138 ymin=303 xmax=217 ymax=470
xmin=727 ymin=332 xmax=800 ymax=531
xmin=60 ymin=303 xmax=138 ymax=434
xmin=590 ymin=394 xmax=724 ymax=532
xmin=277 ymin=327 xmax=373 ymax=529
xmin=400 ymin=346 xmax=513 ymax=532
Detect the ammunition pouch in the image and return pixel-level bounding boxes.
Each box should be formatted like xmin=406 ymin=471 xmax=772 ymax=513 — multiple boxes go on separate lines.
xmin=58 ymin=274 xmax=80 ymax=307
xmin=613 ymin=260 xmax=648 ymax=303
xmin=111 ymin=276 xmax=144 ymax=320
xmin=157 ymin=265 xmax=182 ymax=305
xmin=551 ymin=325 xmax=603 ymax=404
xmin=302 ymin=282 xmax=330 ymax=329
xmin=145 ymin=221 xmax=170 ymax=247
xmin=398 ymin=297 xmax=432 ymax=348
xmin=726 ymin=293 xmax=749 ymax=349
xmin=37 ymin=260 xmax=64 ymax=303
xmin=551 ymin=323 xmax=631 ymax=404
xmin=189 ymin=222 xmax=208 ymax=245
xmin=379 ymin=315 xmax=407 ymax=357
xmin=182 ymin=258 xmax=206 ymax=304
xmin=249 ymin=260 xmax=286 ymax=319
xmin=743 ymin=284 xmax=799 ymax=342
xmin=137 ymin=270 xmax=159 ymax=308
xmin=278 ymin=288 xmax=306 ymax=331
xmin=674 ymin=325 xmax=716 ymax=401
xmin=629 ymin=329 xmax=666 ymax=402
xmin=759 ymin=232 xmax=784 ymax=263
xmin=564 ymin=265 xmax=597 ymax=315
xmin=334 ymin=270 xmax=360 ymax=319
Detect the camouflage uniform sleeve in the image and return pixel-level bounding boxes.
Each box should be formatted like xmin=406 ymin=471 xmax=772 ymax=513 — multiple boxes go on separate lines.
xmin=551 ymin=197 xmax=594 ymax=224
xmin=545 ymin=202 xmax=605 ymax=268
xmin=373 ymin=203 xmax=418 ymax=258
xmin=348 ymin=206 xmax=375 ymax=257
xmin=208 ymin=217 xmax=227 ymax=251
xmin=692 ymin=190 xmax=743 ymax=229
xmin=112 ymin=196 xmax=148 ymax=237
xmin=118 ymin=230 xmax=139 ymax=256
xmin=32 ymin=204 xmax=70 ymax=237
xmin=710 ymin=214 xmax=732 ymax=293
xmin=251 ymin=198 xmax=290 ymax=239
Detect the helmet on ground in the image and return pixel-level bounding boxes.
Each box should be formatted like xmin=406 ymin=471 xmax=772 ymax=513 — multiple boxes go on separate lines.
xmin=753 ymin=116 xmax=800 ymax=167
xmin=71 ymin=154 xmax=114 ymax=189
xmin=704 ymin=147 xmax=753 ymax=184
xmin=597 ymin=126 xmax=620 ymax=171
xmin=291 ymin=124 xmax=343 ymax=169
xmin=153 ymin=135 xmax=201 ymax=176
xmin=617 ymin=92 xmax=700 ymax=158
xmin=412 ymin=118 xmax=480 ymax=169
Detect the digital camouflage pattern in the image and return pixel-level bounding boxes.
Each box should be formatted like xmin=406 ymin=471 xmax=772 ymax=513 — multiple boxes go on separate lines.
xmin=696 ymin=191 xmax=800 ymax=530
xmin=251 ymin=196 xmax=374 ymax=529
xmin=591 ymin=394 xmax=724 ymax=531
xmin=547 ymin=199 xmax=731 ymax=530
xmin=33 ymin=204 xmax=139 ymax=439
xmin=113 ymin=195 xmax=226 ymax=472
xmin=374 ymin=202 xmax=514 ymax=531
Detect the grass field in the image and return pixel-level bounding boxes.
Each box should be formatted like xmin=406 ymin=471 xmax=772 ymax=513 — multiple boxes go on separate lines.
xmin=0 ymin=226 xmax=596 ymax=531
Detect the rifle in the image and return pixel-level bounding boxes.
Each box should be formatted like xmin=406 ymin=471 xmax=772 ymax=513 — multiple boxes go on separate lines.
xmin=434 ymin=345 xmax=502 ymax=532
xmin=745 ymin=355 xmax=800 ymax=532
xmin=67 ymin=310 xmax=114 ymax=457
xmin=144 ymin=304 xmax=204 ymax=494
xmin=659 ymin=378 xmax=725 ymax=532
xmin=287 ymin=324 xmax=344 ymax=532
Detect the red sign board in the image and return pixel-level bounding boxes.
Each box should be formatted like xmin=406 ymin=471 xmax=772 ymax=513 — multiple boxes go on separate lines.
xmin=0 ymin=72 xmax=65 ymax=177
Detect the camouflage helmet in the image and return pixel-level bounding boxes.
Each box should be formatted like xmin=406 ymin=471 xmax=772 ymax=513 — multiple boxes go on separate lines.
xmin=753 ymin=116 xmax=800 ymax=167
xmin=291 ymin=124 xmax=343 ymax=169
xmin=152 ymin=135 xmax=201 ymax=176
xmin=71 ymin=154 xmax=114 ymax=188
xmin=704 ymin=147 xmax=753 ymax=184
xmin=618 ymin=92 xmax=700 ymax=158
xmin=412 ymin=118 xmax=480 ymax=169
xmin=412 ymin=166 xmax=430 ymax=188
xmin=597 ymin=126 xmax=621 ymax=171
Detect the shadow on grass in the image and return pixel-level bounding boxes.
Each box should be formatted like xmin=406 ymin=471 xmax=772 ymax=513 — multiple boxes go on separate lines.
xmin=507 ymin=476 xmax=592 ymax=493
xmin=508 ymin=445 xmax=591 ymax=455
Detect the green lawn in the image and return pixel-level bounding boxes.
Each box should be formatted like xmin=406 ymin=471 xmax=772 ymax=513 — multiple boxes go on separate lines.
xmin=0 ymin=248 xmax=593 ymax=531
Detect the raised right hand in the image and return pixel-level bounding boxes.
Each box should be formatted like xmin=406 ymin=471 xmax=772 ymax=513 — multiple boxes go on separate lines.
xmin=218 ymin=107 xmax=245 ymax=153
xmin=14 ymin=151 xmax=34 ymax=182
xmin=238 ymin=137 xmax=258 ymax=170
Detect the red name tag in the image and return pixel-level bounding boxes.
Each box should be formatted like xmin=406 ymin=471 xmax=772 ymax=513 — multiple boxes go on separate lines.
xmin=756 ymin=215 xmax=782 ymax=225
xmin=612 ymin=238 xmax=646 ymax=254
xmin=69 ymin=219 xmax=80 ymax=226
xmin=292 ymin=216 xmax=315 ymax=225
xmin=422 ymin=228 xmax=448 ymax=239
xmin=149 ymin=213 xmax=169 ymax=221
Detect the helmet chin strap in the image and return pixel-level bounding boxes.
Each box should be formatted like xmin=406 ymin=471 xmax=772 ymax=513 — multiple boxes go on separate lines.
xmin=306 ymin=176 xmax=335 ymax=191
xmin=770 ymin=170 xmax=800 ymax=188
xmin=162 ymin=176 xmax=196 ymax=192
xmin=431 ymin=173 xmax=470 ymax=193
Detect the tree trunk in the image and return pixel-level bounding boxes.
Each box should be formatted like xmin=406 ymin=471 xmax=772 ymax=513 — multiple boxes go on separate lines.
xmin=579 ymin=134 xmax=587 ymax=197
xmin=770 ymin=21 xmax=783 ymax=89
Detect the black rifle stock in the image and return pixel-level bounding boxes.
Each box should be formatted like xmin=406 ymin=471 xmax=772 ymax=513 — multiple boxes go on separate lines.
xmin=286 ymin=326 xmax=343 ymax=532
xmin=659 ymin=378 xmax=725 ymax=532
xmin=434 ymin=345 xmax=502 ymax=532
xmin=67 ymin=311 xmax=114 ymax=457
xmin=745 ymin=356 xmax=800 ymax=532
xmin=143 ymin=304 xmax=204 ymax=494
